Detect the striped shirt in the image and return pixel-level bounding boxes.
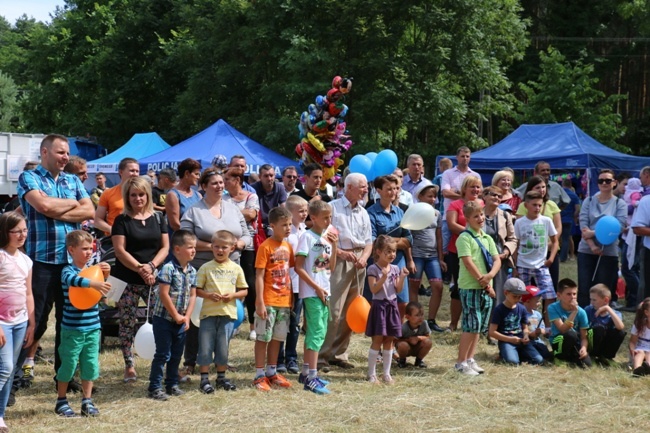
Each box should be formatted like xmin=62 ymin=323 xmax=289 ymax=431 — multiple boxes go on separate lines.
xmin=153 ymin=258 xmax=197 ymax=322
xmin=18 ymin=166 xmax=90 ymax=264
xmin=61 ymin=264 xmax=101 ymax=331
xmin=330 ymin=196 xmax=372 ymax=250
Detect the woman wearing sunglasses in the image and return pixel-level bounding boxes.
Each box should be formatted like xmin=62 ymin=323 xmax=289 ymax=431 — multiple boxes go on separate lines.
xmin=576 ymin=169 xmax=626 ymax=307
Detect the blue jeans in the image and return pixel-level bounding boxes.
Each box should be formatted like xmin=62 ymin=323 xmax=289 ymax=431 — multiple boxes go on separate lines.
xmin=148 ymin=316 xmax=186 ymax=391
xmin=441 ymin=219 xmax=451 ymax=254
xmin=278 ymin=294 xmax=303 ymax=365
xmin=498 ymin=340 xmax=543 ymax=365
xmin=0 ymin=321 xmax=27 ymax=418
xmin=577 ymin=253 xmax=619 ymax=307
xmin=621 ymin=240 xmax=639 ymax=307
xmin=197 ymin=316 xmax=234 ymax=367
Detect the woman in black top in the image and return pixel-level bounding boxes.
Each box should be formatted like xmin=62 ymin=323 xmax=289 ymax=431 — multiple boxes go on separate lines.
xmin=112 ymin=177 xmax=169 ymax=382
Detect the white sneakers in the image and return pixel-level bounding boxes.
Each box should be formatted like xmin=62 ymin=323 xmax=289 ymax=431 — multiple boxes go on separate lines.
xmin=248 ymin=330 xmax=257 ymax=341
xmin=455 ymin=359 xmax=484 ymax=376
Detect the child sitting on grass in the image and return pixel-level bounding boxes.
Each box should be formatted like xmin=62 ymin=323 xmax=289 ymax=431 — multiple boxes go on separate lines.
xmin=520 ymin=285 xmax=552 ymax=361
xmin=57 ymin=230 xmax=111 ymax=417
xmin=252 ymin=207 xmax=295 ymax=391
xmin=548 ymin=278 xmax=591 ymax=368
xmin=629 ymin=298 xmax=650 ymax=376
xmin=585 ymin=284 xmax=625 ymax=366
xmin=396 ymin=301 xmax=432 ymax=368
xmin=148 ymin=230 xmax=197 ymax=401
xmin=455 ymin=201 xmax=501 ymax=376
xmin=488 ymin=278 xmax=543 ymax=365
xmin=195 ymin=230 xmax=248 ymax=393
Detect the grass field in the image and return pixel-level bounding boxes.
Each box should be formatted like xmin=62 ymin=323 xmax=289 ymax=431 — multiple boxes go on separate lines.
xmin=6 ymin=262 xmax=650 ymax=433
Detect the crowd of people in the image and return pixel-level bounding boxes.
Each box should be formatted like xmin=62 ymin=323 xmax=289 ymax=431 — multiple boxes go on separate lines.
xmin=2 ymin=134 xmax=650 ymax=429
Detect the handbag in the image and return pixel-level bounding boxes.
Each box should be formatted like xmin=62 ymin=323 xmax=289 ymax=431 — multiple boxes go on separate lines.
xmin=461 ymin=229 xmax=494 ymax=271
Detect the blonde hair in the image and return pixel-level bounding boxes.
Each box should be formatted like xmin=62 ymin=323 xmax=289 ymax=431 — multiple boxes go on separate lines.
xmin=589 ymin=284 xmax=611 ymax=300
xmin=66 ymin=230 xmax=93 ymax=248
xmin=373 ymin=234 xmax=397 ymax=261
xmin=286 ymin=195 xmax=308 ymax=212
xmin=492 ymin=170 xmax=513 ymax=187
xmin=463 ymin=200 xmax=483 ymax=218
xmin=460 ymin=175 xmax=482 ymax=196
xmin=121 ymin=177 xmax=153 ymax=215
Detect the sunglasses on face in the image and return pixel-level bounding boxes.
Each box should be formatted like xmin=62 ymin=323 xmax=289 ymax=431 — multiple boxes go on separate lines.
xmin=598 ymin=178 xmax=614 ymax=185
xmin=284 ymin=175 xmax=297 ymax=179
xmin=486 ymin=192 xmax=503 ymax=199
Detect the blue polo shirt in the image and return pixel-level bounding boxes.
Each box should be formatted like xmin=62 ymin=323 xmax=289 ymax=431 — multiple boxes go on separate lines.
xmin=18 ymin=165 xmax=90 ymax=264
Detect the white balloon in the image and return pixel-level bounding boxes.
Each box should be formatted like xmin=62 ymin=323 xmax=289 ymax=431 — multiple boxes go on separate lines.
xmin=134 ymin=322 xmax=156 ymax=361
xmin=400 ymin=202 xmax=437 ymax=231
xmin=190 ymin=297 xmax=203 ymax=328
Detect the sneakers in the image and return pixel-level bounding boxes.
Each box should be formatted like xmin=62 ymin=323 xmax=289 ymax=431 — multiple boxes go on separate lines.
xmin=304 ymin=377 xmax=330 ymax=395
xmin=286 ymin=360 xmax=300 ymax=374
xmin=397 ymin=358 xmax=408 ymax=368
xmin=427 ymin=320 xmax=445 ymax=333
xmin=253 ymin=376 xmax=271 ymax=392
xmin=414 ymin=359 xmax=427 ymax=368
xmin=21 ymin=364 xmax=34 ymax=388
xmin=165 ymin=385 xmax=185 ymax=396
xmin=268 ymin=373 xmax=292 ymax=388
xmin=276 ymin=364 xmax=288 ymax=374
xmin=200 ymin=380 xmax=215 ymax=394
xmin=248 ymin=330 xmax=257 ymax=340
xmin=216 ymin=378 xmax=237 ymax=391
xmin=148 ymin=388 xmax=170 ymax=401
xmin=55 ymin=401 xmax=78 ymax=417
xmin=455 ymin=362 xmax=479 ymax=376
xmin=298 ymin=373 xmax=330 ymax=386
xmin=467 ymin=359 xmax=484 ymax=374
xmin=81 ymin=401 xmax=99 ymax=417
xmin=179 ymin=365 xmax=194 ymax=383
xmin=7 ymin=386 xmax=16 ymax=407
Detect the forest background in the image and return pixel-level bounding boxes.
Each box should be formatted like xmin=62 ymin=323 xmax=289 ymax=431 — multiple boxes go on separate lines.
xmin=1 ymin=0 xmax=650 ymax=167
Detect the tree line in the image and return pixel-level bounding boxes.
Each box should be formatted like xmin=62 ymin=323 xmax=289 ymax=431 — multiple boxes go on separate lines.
xmin=0 ymin=0 xmax=648 ymax=166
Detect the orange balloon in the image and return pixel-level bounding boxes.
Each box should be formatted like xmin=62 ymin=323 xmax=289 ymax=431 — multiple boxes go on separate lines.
xmin=346 ymin=296 xmax=371 ymax=333
xmin=69 ymin=265 xmax=104 ymax=310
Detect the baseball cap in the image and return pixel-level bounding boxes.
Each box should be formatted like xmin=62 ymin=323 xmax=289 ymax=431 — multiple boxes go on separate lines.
xmin=211 ymin=154 xmax=228 ymax=169
xmin=521 ymin=285 xmax=541 ymax=303
xmin=503 ymin=278 xmax=528 ymax=296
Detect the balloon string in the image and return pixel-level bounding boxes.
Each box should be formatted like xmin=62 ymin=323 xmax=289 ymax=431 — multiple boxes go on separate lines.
xmin=592 ymin=255 xmax=602 ymax=281
xmin=146 ymin=285 xmax=153 ymax=324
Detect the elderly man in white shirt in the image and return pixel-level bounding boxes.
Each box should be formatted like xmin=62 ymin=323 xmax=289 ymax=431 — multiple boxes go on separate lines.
xmin=318 ymin=173 xmax=373 ymax=371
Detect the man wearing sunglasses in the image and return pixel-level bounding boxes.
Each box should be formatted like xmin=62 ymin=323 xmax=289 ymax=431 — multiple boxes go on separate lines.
xmin=516 ymin=161 xmax=570 ymax=209
xmin=282 ymin=166 xmax=301 ymax=195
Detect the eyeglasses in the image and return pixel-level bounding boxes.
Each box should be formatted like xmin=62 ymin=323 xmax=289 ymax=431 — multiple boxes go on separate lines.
xmin=284 ymin=175 xmax=297 ymax=179
xmin=9 ymin=229 xmax=28 ymax=235
xmin=487 ymin=192 xmax=503 ymax=199
xmin=598 ymin=178 xmax=614 ymax=185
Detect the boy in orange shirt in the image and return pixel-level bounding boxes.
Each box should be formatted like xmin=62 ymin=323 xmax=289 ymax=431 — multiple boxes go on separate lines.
xmin=252 ymin=207 xmax=295 ymax=391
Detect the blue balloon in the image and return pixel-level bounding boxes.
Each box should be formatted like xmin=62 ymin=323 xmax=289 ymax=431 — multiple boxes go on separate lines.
xmin=366 ymin=152 xmax=378 ymax=163
xmin=594 ymin=215 xmax=621 ymax=245
xmin=233 ymin=299 xmax=245 ymax=329
xmin=349 ymin=154 xmax=373 ymax=178
xmin=372 ymin=149 xmax=399 ymax=177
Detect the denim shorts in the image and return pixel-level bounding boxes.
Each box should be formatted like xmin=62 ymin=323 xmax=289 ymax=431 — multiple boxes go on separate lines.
xmin=410 ymin=256 xmax=442 ymax=282
xmin=197 ymin=316 xmax=235 ymax=367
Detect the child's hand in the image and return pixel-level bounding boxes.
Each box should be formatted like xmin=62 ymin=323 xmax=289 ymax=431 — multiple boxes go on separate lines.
xmin=409 ymin=336 xmax=419 ymax=345
xmin=522 ymin=335 xmax=530 ymax=344
xmin=23 ymin=323 xmax=34 ymax=348
xmin=256 ymin=301 xmax=268 ymax=320
xmin=485 ymin=286 xmax=496 ymax=298
xmin=325 ymin=230 xmax=338 ymax=246
xmin=478 ymin=274 xmax=490 ymax=287
xmin=595 ymin=305 xmax=611 ymax=316
xmin=314 ymin=287 xmax=327 ymax=304
xmin=98 ymin=261 xmax=111 ymax=276
xmin=209 ymin=293 xmax=222 ymax=302
xmin=578 ymin=346 xmax=588 ymax=359
xmin=90 ymin=281 xmax=112 ymax=296
xmin=183 ymin=316 xmax=190 ymax=331
xmin=220 ymin=293 xmax=233 ymax=302
xmin=401 ymin=267 xmax=411 ymax=278
xmin=174 ymin=313 xmax=185 ymax=325
xmin=440 ymin=261 xmax=448 ymax=273
xmin=0 ymin=327 xmax=5 ymax=347
xmin=568 ymin=299 xmax=578 ymax=311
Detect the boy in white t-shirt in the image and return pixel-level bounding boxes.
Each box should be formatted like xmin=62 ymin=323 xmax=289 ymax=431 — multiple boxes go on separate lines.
xmin=277 ymin=196 xmax=308 ymax=374
xmin=514 ymin=191 xmax=558 ymax=325
xmin=295 ymin=200 xmax=338 ymax=394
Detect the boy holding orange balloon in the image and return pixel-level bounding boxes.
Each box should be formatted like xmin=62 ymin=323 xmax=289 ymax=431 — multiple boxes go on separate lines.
xmin=57 ymin=230 xmax=111 ymax=417
xmin=295 ymin=200 xmax=338 ymax=394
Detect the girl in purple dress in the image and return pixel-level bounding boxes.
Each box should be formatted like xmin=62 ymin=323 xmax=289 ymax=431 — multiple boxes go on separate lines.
xmin=366 ymin=235 xmax=409 ymax=384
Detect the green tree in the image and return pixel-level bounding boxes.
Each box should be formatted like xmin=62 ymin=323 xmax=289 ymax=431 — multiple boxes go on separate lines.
xmin=509 ymin=46 xmax=627 ymax=151
xmin=0 ymin=71 xmax=18 ymax=130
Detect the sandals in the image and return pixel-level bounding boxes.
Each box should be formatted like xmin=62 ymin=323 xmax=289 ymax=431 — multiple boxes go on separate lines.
xmin=123 ymin=368 xmax=137 ymax=383
xmin=200 ymin=381 xmax=215 ymax=394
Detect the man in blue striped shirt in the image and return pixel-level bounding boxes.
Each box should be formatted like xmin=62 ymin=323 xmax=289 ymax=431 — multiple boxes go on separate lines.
xmin=56 ymin=231 xmax=111 ymax=417
xmin=14 ymin=134 xmax=95 ymax=398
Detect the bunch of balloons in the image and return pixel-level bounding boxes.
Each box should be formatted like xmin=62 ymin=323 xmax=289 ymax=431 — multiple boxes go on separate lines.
xmin=295 ymin=76 xmax=354 ymax=185
xmin=348 ymin=149 xmax=399 ymax=181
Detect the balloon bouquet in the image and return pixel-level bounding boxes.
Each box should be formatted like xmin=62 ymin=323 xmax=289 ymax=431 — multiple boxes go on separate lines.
xmin=295 ymin=76 xmax=355 ymax=187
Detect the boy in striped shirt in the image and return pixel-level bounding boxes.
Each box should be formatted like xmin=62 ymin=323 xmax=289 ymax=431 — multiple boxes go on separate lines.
xmin=56 ymin=230 xmax=111 ymax=417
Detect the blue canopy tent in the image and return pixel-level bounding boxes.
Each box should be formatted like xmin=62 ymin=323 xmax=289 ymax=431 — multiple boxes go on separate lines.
xmin=436 ymin=122 xmax=650 ymax=195
xmin=87 ymin=132 xmax=170 ymax=174
xmin=138 ymin=119 xmax=298 ymax=176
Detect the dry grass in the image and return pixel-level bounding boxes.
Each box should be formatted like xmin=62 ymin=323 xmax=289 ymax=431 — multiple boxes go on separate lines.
xmin=7 ymin=262 xmax=650 ymax=433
